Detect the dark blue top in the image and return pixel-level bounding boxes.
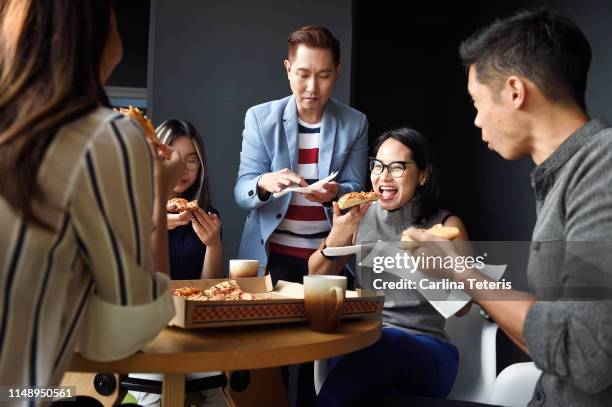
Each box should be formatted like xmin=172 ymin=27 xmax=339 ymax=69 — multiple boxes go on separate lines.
xmin=168 ymin=207 xmax=220 ymax=280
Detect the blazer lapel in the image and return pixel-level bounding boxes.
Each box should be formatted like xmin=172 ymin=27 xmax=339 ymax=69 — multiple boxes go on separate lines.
xmin=318 ymin=100 xmax=337 ymax=179
xmin=283 ymin=96 xmax=299 ymax=172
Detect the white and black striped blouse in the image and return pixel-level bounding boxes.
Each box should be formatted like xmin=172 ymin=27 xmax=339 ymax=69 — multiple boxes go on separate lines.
xmin=0 ymin=106 xmax=174 ymax=391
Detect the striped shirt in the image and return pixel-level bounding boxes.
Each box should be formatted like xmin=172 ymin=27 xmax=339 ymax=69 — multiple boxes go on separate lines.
xmin=269 ymin=120 xmax=330 ymax=259
xmin=0 ymin=106 xmax=174 ymax=391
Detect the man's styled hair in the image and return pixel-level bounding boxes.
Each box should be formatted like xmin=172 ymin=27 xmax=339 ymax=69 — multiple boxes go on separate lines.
xmin=288 ymin=26 xmax=340 ymax=66
xmin=459 ymin=9 xmax=592 ymax=110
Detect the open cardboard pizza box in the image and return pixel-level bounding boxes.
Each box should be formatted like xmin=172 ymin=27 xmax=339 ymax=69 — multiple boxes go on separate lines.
xmin=169 ymin=275 xmax=384 ymax=328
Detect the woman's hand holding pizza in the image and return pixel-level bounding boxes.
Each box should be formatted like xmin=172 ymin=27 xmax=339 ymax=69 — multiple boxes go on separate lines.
xmin=191 ymin=208 xmax=222 ymax=247
xmin=324 ymin=201 xmax=372 ymax=247
xmin=167 ymin=211 xmax=191 ymax=230
xmin=152 ymin=143 xmax=184 ymax=197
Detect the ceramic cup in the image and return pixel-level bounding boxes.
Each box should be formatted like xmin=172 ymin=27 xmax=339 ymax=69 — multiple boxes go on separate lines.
xmin=303 ymin=275 xmax=347 ymax=333
xmin=229 ymin=259 xmax=260 ymax=278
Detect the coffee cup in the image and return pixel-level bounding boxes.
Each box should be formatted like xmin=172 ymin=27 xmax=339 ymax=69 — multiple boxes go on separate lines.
xmin=229 ymin=259 xmax=259 ymax=278
xmin=303 ymin=275 xmax=347 ymax=333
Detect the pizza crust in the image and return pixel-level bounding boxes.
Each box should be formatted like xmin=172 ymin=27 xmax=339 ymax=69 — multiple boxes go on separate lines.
xmin=337 ymin=191 xmax=379 ymax=210
xmin=401 ymin=224 xmax=460 ymax=241
xmin=117 ymin=105 xmax=157 ymax=142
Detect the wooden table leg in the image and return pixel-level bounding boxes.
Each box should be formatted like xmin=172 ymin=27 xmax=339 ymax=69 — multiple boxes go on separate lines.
xmin=162 ymin=373 xmax=185 ymax=407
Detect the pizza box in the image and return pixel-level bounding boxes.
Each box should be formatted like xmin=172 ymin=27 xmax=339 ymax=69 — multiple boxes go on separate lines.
xmin=169 ymin=275 xmax=384 ymax=329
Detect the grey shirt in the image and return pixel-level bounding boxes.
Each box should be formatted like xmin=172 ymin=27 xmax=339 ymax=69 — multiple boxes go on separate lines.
xmin=356 ymin=202 xmax=451 ymax=341
xmin=524 ymin=119 xmax=612 ymax=406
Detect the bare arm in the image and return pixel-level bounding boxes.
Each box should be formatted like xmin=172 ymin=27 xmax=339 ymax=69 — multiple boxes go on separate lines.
xmin=202 ymin=243 xmax=223 ymax=278
xmin=308 ymin=202 xmax=371 ymax=275
xmin=191 ymin=209 xmax=224 ymax=279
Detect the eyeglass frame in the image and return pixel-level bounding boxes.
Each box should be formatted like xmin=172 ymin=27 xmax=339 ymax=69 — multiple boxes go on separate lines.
xmin=368 ymin=157 xmax=415 ymax=178
xmin=184 ymin=156 xmax=201 ymax=171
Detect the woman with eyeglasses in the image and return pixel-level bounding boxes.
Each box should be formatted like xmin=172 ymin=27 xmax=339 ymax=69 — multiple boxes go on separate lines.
xmin=156 ymin=120 xmax=223 ymax=280
xmin=309 ymin=127 xmax=470 ymax=405
xmin=127 ymin=120 xmax=226 ymax=406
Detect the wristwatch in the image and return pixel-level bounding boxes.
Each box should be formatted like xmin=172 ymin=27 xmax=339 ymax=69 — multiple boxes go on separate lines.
xmin=320 ymin=240 xmax=340 ymax=261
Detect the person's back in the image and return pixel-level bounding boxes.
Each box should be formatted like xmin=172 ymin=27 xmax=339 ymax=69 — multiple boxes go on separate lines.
xmin=455 ymin=9 xmax=612 ymax=406
xmin=0 ymin=106 xmax=172 ymax=386
xmin=0 ymin=0 xmax=182 ymax=391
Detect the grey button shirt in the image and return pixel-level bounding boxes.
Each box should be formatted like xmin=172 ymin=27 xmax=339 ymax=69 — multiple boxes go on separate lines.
xmin=524 ymin=119 xmax=612 ymax=406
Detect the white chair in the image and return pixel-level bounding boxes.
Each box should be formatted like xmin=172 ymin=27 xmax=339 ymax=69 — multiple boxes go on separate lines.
xmin=315 ymin=306 xmax=542 ymax=406
xmin=445 ymin=306 xmax=499 ymax=403
xmin=314 ymin=358 xmax=332 ymax=395
xmin=487 ymin=362 xmax=542 ymax=407
xmin=314 ymin=306 xmax=498 ymax=399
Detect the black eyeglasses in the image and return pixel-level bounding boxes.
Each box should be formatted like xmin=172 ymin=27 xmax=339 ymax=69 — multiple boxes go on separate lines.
xmin=368 ymin=158 xmax=415 ymax=178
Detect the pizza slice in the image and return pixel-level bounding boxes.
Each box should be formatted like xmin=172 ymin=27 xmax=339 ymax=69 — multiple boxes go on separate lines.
xmin=401 ymin=224 xmax=460 ymax=242
xmin=337 ymin=191 xmax=379 ymax=210
xmin=167 ymin=198 xmax=199 ymax=213
xmin=117 ymin=106 xmax=156 ymax=141
xmin=172 ymin=287 xmax=202 ymax=297
xmin=117 ymin=106 xmax=172 ymax=159
xmin=173 ymin=280 xmax=259 ymax=301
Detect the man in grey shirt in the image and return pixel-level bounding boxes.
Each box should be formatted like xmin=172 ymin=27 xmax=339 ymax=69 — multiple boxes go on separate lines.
xmin=406 ymin=9 xmax=612 ymax=407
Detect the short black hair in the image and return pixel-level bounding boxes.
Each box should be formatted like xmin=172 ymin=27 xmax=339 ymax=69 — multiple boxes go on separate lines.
xmin=459 ymin=9 xmax=591 ymax=110
xmin=372 ymin=127 xmax=440 ymax=223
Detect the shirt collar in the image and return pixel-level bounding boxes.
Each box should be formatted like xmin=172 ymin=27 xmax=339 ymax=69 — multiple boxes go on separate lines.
xmin=530 ymin=118 xmax=609 ymax=189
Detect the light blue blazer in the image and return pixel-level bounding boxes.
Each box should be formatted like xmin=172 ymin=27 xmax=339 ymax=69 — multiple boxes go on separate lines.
xmin=234 ymin=95 xmax=369 ymax=265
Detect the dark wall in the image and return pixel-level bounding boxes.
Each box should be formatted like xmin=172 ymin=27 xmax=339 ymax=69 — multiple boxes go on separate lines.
xmin=352 ymin=0 xmax=612 ymax=241
xmin=107 ymin=0 xmax=150 ymax=88
xmin=148 ymin=0 xmax=353 ymax=268
xmin=534 ymin=0 xmax=612 ymax=122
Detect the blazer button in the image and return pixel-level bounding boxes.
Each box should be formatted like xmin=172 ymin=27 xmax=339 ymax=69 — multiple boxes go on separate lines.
xmin=260 ymin=239 xmax=264 ymax=245
xmin=248 ymin=190 xmax=254 ymax=197
xmin=276 ymin=213 xmax=282 ymax=220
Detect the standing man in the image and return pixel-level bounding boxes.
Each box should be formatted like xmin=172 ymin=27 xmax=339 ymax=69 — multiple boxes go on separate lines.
xmin=407 ymin=9 xmax=612 ymax=407
xmin=235 ymin=26 xmax=368 ymax=284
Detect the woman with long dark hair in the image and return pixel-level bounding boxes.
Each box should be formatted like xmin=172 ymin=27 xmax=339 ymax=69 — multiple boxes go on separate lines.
xmin=157 ymin=119 xmax=223 ymax=279
xmin=309 ymin=127 xmax=470 ymax=404
xmin=0 ymin=0 xmax=183 ymax=388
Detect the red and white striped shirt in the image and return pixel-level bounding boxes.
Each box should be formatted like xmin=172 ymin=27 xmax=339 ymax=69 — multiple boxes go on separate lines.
xmin=269 ymin=120 xmax=330 ymax=259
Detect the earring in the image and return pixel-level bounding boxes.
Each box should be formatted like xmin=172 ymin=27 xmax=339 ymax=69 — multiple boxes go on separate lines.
xmin=419 ymin=178 xmax=427 ymax=186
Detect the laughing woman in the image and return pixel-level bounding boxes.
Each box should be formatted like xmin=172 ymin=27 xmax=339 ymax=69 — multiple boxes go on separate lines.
xmin=309 ymin=128 xmax=470 ymax=405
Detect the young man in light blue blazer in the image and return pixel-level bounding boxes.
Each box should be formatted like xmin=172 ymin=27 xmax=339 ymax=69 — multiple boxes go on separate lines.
xmin=235 ymin=26 xmax=368 ymax=285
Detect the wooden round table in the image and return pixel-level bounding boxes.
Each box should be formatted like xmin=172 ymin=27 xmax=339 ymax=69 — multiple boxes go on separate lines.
xmin=68 ymin=318 xmax=381 ymax=405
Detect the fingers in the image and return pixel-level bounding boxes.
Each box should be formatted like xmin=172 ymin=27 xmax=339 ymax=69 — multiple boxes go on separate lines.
xmin=322 ymin=182 xmax=339 ymax=194
xmin=192 ymin=208 xmax=213 ymax=229
xmin=193 ymin=208 xmax=221 ymax=231
xmin=302 ymin=192 xmax=318 ymax=202
xmin=403 ymin=227 xmax=444 ymax=242
xmin=357 ymin=201 xmax=372 ymax=218
xmin=210 ymin=212 xmax=221 ymax=225
xmin=278 ymin=168 xmax=305 ymax=187
xmin=156 ymin=143 xmax=173 ymax=160
xmin=332 ymin=201 xmax=341 ymax=218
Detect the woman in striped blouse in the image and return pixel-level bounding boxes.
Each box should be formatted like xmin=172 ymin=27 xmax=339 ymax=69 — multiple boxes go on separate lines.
xmin=0 ymin=0 xmax=184 ymax=390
